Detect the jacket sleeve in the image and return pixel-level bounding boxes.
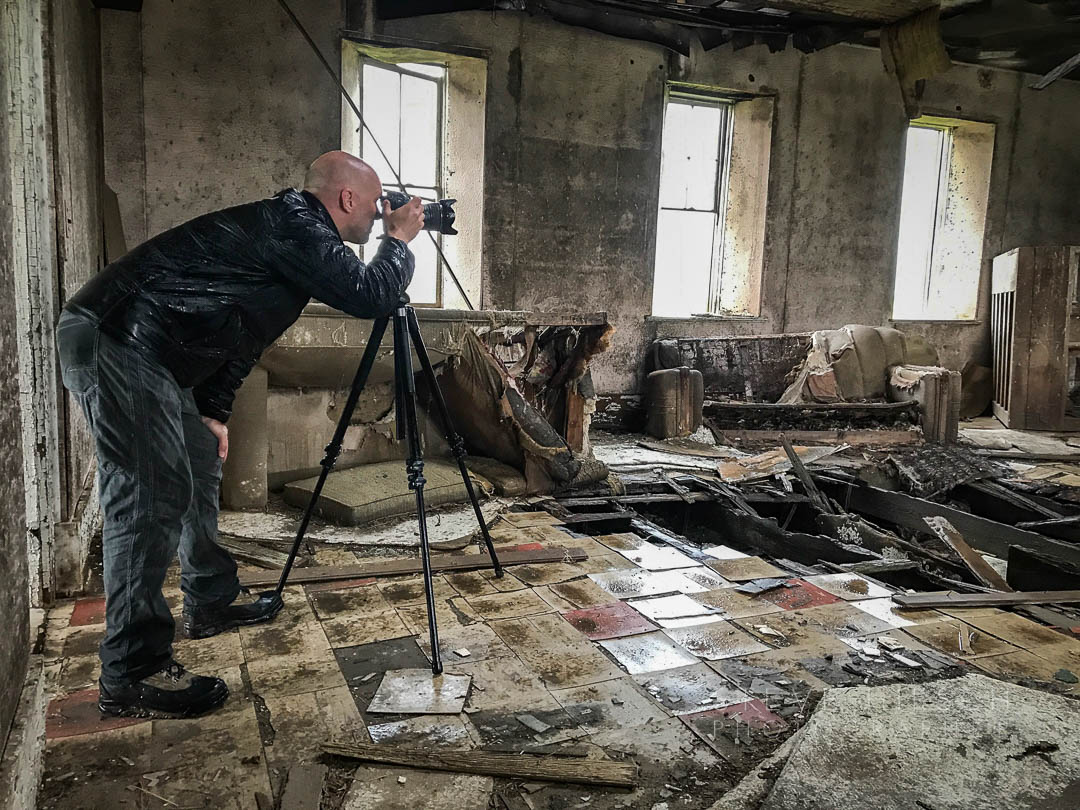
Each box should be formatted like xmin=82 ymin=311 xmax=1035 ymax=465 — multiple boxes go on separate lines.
xmin=266 ymin=205 xmax=415 ymax=318
xmin=192 ymin=354 xmax=258 ymax=424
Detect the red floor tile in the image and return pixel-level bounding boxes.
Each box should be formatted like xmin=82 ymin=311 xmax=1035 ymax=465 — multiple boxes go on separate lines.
xmin=68 ymin=597 xmax=107 ymax=627
xmin=507 ymin=542 xmax=545 ymax=552
xmin=713 ymin=698 xmax=789 ymax=732
xmin=562 ymin=601 xmax=658 ymax=641
xmin=304 ymin=577 xmax=377 ymax=594
xmin=46 ymin=689 xmax=146 ymax=740
xmin=760 ymin=579 xmax=841 ymax=611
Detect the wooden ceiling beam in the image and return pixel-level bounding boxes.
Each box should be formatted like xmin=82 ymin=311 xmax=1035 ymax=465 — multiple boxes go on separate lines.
xmin=762 ymin=0 xmax=937 ymax=24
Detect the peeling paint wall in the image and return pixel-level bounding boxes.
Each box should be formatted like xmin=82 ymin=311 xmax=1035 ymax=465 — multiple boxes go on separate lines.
xmin=102 ymin=5 xmax=1080 ymax=397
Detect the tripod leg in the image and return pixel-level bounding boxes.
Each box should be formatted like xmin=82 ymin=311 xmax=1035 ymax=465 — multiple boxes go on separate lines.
xmin=405 ymin=307 xmax=504 ymax=577
xmin=394 ymin=307 xmax=443 ymax=675
xmin=274 ymin=316 xmax=391 ymax=595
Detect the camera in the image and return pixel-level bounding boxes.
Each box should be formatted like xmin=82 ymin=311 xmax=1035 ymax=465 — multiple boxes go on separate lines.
xmin=378 ymin=190 xmax=458 ymax=235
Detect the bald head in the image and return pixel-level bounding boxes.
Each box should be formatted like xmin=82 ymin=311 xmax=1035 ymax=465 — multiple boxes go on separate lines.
xmin=303 ymin=150 xmax=382 ymax=244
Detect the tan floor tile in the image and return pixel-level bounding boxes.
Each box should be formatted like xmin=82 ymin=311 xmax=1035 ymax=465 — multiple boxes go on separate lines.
xmin=444 ymin=571 xmax=501 ymax=598
xmin=707 ymin=556 xmax=788 ymax=582
xmin=553 ymin=677 xmax=671 ymax=733
xmin=377 ymin=575 xmax=460 ymax=606
xmin=263 ymin=685 xmax=369 ymax=776
xmin=173 ymin=628 xmax=245 ymax=673
xmin=508 ymin=562 xmax=586 ymax=587
xmin=415 ymin=620 xmax=516 ymax=665
xmin=465 ymin=589 xmax=553 ymax=620
xmin=490 ymin=613 xmax=623 ymax=689
xmin=532 ymin=584 xmax=579 ymax=612
xmin=903 ymin=619 xmax=1021 ymax=660
xmin=309 ymin=584 xmax=390 ymax=620
xmin=953 ymin=611 xmax=1080 ymax=661
xmin=691 ymin=587 xmax=784 ymax=620
xmin=446 ymin=655 xmax=560 ymax=713
xmin=971 ymin=651 xmax=1079 ymax=693
xmin=397 ymin=597 xmax=482 ymax=635
xmin=571 ymin=554 xmax=638 ymax=574
xmin=343 ymin=767 xmax=492 ymax=809
xmin=548 ymin=578 xmax=620 ymax=609
xmin=58 ymin=655 xmax=98 ymax=693
xmin=320 ymin=609 xmax=413 ymax=648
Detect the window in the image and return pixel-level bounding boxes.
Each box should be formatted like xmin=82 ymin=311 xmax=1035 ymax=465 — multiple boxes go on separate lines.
xmin=360 ymin=60 xmax=446 ymax=306
xmin=341 ymin=41 xmax=488 ymax=310
xmin=892 ymin=117 xmax=995 ymax=321
xmin=651 ymin=88 xmax=773 ymax=318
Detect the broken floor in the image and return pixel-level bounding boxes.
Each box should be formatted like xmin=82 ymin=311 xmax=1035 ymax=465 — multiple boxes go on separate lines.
xmin=36 ymin=432 xmax=1080 ymax=810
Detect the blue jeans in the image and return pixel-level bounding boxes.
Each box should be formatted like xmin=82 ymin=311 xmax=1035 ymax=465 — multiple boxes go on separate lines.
xmin=57 ymin=310 xmax=240 ymax=686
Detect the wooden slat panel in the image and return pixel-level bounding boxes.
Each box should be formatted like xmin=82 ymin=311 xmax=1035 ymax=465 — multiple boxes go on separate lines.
xmin=1027 ymin=246 xmax=1070 ymax=429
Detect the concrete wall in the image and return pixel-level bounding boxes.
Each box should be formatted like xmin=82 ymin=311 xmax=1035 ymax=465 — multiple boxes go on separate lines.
xmin=102 ymin=5 xmax=1080 ymax=395
xmin=0 ymin=0 xmax=33 ymax=762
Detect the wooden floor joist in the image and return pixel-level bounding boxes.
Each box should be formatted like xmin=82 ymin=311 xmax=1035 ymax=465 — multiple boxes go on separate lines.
xmin=894 ymin=590 xmax=1080 ymax=609
xmin=321 ymin=741 xmax=638 ymax=788
xmin=239 ymin=547 xmax=587 ymax=588
xmin=922 ymin=517 xmax=1013 ymax=592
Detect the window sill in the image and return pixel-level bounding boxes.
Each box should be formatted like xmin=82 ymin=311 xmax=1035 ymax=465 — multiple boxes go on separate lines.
xmin=647 ymin=314 xmax=764 ymax=323
xmin=890 ymin=319 xmax=983 ymax=326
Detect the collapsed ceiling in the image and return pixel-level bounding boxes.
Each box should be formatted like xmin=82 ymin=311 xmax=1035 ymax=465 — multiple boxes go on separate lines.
xmin=374 ymin=0 xmax=1080 ymax=79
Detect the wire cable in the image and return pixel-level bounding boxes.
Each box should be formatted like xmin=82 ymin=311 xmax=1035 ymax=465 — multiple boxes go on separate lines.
xmin=274 ymin=0 xmax=476 ymax=310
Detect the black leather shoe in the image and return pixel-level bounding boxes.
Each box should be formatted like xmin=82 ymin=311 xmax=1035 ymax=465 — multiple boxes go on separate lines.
xmin=99 ymin=662 xmax=228 ymax=719
xmin=182 ymin=590 xmax=284 ymax=639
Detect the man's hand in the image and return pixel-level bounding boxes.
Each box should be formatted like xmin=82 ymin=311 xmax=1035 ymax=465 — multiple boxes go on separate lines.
xmin=201 ymin=416 xmax=229 ymax=461
xmin=382 ymin=197 xmax=424 ymax=243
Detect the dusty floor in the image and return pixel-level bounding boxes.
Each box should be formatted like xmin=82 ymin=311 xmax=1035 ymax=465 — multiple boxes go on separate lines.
xmin=36 ymin=433 xmax=1080 ymax=809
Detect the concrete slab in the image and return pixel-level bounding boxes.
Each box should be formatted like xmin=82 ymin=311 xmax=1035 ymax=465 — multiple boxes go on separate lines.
xmin=599 ymin=632 xmax=699 ymax=675
xmin=634 ymin=663 xmax=750 ymax=716
xmin=663 ymin=621 xmax=771 ymax=661
xmin=757 ymin=674 xmax=1080 ymax=810
xmin=561 ymin=601 xmax=658 ymax=641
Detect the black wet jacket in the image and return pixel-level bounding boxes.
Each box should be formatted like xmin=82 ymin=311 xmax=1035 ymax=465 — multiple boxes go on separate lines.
xmin=64 ymin=188 xmax=414 ymax=423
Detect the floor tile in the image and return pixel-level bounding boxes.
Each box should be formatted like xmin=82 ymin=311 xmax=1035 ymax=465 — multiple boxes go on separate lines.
xmin=509 ymin=562 xmax=589 ymax=586
xmin=263 ymin=686 xmax=369 ymax=775
xmin=679 ymin=567 xmax=733 ymax=590
xmin=561 ymin=601 xmax=658 ymax=640
xmin=336 ymin=637 xmax=434 ymax=719
xmin=367 ymin=714 xmax=475 ymax=747
xmin=971 ymin=651 xmax=1079 ymax=694
xmin=377 ymin=575 xmax=460 ymax=606
xmin=634 ymin=663 xmax=749 ymax=715
xmin=803 ymin=572 xmax=893 ymax=601
xmin=707 ymin=556 xmax=789 ymax=582
xmin=40 ymin=723 xmax=152 ymax=809
xmin=656 ymin=614 xmax=727 ymax=629
xmin=309 ymin=583 xmax=389 ymax=619
xmin=599 ymin=533 xmax=700 ymax=570
xmin=446 ymin=654 xmax=561 ymax=712
xmin=490 ymin=613 xmax=624 ymax=688
xmin=852 ymin=596 xmax=942 ymax=628
xmin=173 ymin=628 xmax=245 ymax=674
xmin=956 ymin=611 xmax=1080 ymax=661
xmin=700 ymin=544 xmax=751 ymax=560
xmin=663 ymin=620 xmax=771 ymax=660
xmin=320 ymin=608 xmax=413 ymax=648
xmin=466 ymin=706 xmax=587 ymax=750
xmin=548 ymin=577 xmax=620 ymax=608
xmin=531 ymin=584 xmax=579 ymax=611
xmin=903 ymin=619 xmax=1021 ymax=659
xmin=707 ymin=657 xmax=820 ymax=720
xmin=465 ymin=589 xmax=552 ymax=620
xmin=553 ymin=677 xmax=671 ymax=733
xmin=691 ymin=587 xmax=785 ymax=620
xmin=367 ymin=668 xmax=471 ymax=714
xmin=760 ymin=579 xmax=842 ymax=610
xmin=498 ymin=512 xmax=564 ymax=528
xmin=628 ymin=594 xmax=719 ymax=622
xmin=444 ymin=571 xmax=502 ymax=597
xmin=68 ymin=597 xmax=106 ymax=627
xmin=415 ymin=620 xmax=515 ymax=665
xmin=58 ymin=655 xmax=98 ymax=693
xmin=60 ymin=625 xmax=105 ymax=658
xmin=598 ymin=631 xmax=699 ymax=674
xmin=680 ymin=700 xmax=788 ymax=765
xmin=396 ymin=596 xmax=482 ymax=635
xmin=46 ymin=688 xmax=147 ymax=739
xmin=572 ymin=553 xmax=639 ymax=574
xmin=473 ymin=568 xmax=528 ymax=592
xmin=588 ymin=569 xmax=708 ymax=599
xmin=342 ymin=767 xmax=492 ymax=810
xmin=304 ymin=576 xmax=377 ymax=594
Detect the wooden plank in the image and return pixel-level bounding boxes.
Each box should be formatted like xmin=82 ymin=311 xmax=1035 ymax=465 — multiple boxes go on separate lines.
xmin=321 ymin=741 xmax=638 ymax=788
xmin=1007 ymin=546 xmax=1080 ymax=592
xmin=564 ymin=388 xmax=586 ymax=454
xmin=558 ymin=512 xmax=634 ymax=533
xmin=973 ymin=451 xmax=1080 ymax=462
xmin=894 ymin=590 xmax=1080 ymax=609
xmin=715 ymin=429 xmax=921 ymax=447
xmin=239 ymin=547 xmax=587 ymax=588
xmin=1030 ymin=51 xmax=1080 ymax=90
xmin=763 ymin=0 xmax=928 ymax=23
xmin=781 ymin=434 xmax=836 ymax=514
xmin=218 ymin=537 xmax=292 ymax=570
xmin=922 ymin=517 xmax=1012 ymax=591
xmin=816 ymin=478 xmax=1080 ymax=568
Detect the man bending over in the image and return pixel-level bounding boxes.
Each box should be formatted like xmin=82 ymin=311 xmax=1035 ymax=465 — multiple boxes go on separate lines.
xmin=57 ymin=151 xmax=424 ymax=719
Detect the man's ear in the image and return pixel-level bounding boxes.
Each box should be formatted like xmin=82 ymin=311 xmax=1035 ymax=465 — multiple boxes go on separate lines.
xmin=339 ymin=187 xmax=354 ymax=213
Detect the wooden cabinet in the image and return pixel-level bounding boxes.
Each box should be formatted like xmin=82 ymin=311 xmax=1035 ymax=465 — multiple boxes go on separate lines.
xmin=991 ymin=246 xmax=1080 ymax=430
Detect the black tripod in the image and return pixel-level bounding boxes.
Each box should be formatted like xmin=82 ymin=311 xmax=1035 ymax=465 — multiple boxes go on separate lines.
xmin=269 ymin=298 xmax=504 ymax=675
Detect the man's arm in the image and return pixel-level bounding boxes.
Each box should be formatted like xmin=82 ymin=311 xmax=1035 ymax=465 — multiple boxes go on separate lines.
xmin=192 ymin=354 xmax=258 ymax=425
xmin=267 ymin=206 xmax=415 ymax=318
